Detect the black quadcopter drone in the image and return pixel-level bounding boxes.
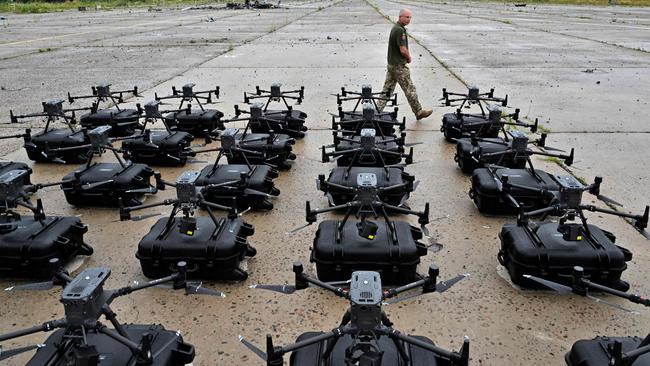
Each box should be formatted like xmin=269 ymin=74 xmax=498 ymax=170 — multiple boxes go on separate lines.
xmin=68 ymin=84 xmax=142 ymax=137
xmin=168 ymin=128 xmax=280 ymax=211
xmin=241 ymin=262 xmax=470 ymax=366
xmin=214 ymin=104 xmax=298 ymax=170
xmin=441 ymin=102 xmax=518 ymax=143
xmin=0 ymin=259 xmax=231 ymax=365
xmin=9 ymin=99 xmax=92 ymax=164
xmin=45 ymin=125 xmax=159 ymax=207
xmin=118 ymin=100 xmax=198 ymax=166
xmin=523 ymin=266 xmax=649 ymax=366
xmin=499 ymin=174 xmax=648 ymax=292
xmin=0 ymin=169 xmax=93 ymax=278
xmin=469 ymin=142 xmax=575 ymax=215
xmin=291 ymin=173 xmax=431 ymax=284
xmin=155 ymin=82 xmax=224 ymax=137
xmin=120 ymin=170 xmax=257 ymax=281
xmin=332 ymin=87 xmax=405 ymax=138
xmin=242 ymin=83 xmax=307 ymax=138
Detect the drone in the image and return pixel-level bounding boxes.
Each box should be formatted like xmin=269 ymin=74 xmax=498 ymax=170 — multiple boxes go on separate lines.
xmin=332 ymin=92 xmax=405 ymax=138
xmin=498 ymin=174 xmax=648 ymax=292
xmin=174 ymin=128 xmax=281 ymax=211
xmin=242 ymin=83 xmax=308 ymax=138
xmin=121 ymin=171 xmax=257 ymax=281
xmin=524 ymin=267 xmax=649 ymax=366
xmin=9 ymin=99 xmax=92 ymax=164
xmin=440 ymin=85 xmax=508 ymax=111
xmin=241 ymin=262 xmax=470 ymax=365
xmin=441 ymin=103 xmax=519 ymax=143
xmin=68 ymin=84 xmax=142 ymax=137
xmin=154 ymin=83 xmax=224 ymax=137
xmin=336 ymin=84 xmax=397 ymax=113
xmin=215 ymin=104 xmax=298 ymax=170
xmin=0 ymin=259 xmax=229 ymax=365
xmin=46 ymin=125 xmax=158 ymax=207
xmin=322 ymin=127 xmax=413 ymax=168
xmin=455 ymin=129 xmax=569 ymax=174
xmin=119 ymin=100 xmax=203 ymax=166
xmin=468 ymin=142 xmax=575 ymax=215
xmin=291 ymin=173 xmax=431 ymax=284
xmin=0 ymin=169 xmax=93 ymax=278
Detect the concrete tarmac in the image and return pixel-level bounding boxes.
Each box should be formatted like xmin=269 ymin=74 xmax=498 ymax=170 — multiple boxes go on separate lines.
xmin=0 ymin=1 xmax=648 ymax=365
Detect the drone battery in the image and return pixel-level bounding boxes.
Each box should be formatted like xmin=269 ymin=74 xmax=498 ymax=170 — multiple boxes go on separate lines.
xmin=195 ymin=164 xmax=280 ymax=210
xmin=249 ymin=109 xmax=308 ymax=138
xmin=565 ymin=336 xmax=650 ymax=366
xmin=470 ymin=167 xmax=559 ymax=215
xmin=339 ymin=111 xmax=398 ymax=136
xmin=441 ymin=113 xmax=500 ymax=142
xmin=25 ymin=129 xmax=91 ymax=164
xmin=61 ymin=162 xmax=156 ymax=207
xmin=27 ymin=324 xmax=195 ymax=366
xmin=232 ymin=132 xmax=296 ymax=170
xmin=80 ymin=108 xmax=142 ymax=137
xmin=0 ymin=216 xmax=92 ymax=278
xmin=121 ymin=130 xmax=194 ymax=166
xmin=335 ymin=136 xmax=403 ymax=166
xmin=498 ymin=221 xmax=632 ymax=291
xmin=165 ymin=109 xmax=225 ymax=137
xmin=136 ymin=216 xmax=256 ymax=281
xmin=324 ymin=167 xmax=414 ymax=207
xmin=311 ymin=220 xmax=427 ymax=285
xmin=455 ymin=137 xmax=526 ymax=174
xmin=290 ymin=332 xmax=440 ymax=366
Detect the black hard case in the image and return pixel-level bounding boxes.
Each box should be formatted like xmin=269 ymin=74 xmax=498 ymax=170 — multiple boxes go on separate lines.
xmin=229 ymin=133 xmax=296 ymax=170
xmin=80 ymin=108 xmax=142 ymax=137
xmin=249 ymin=109 xmax=308 ymax=138
xmin=0 ymin=216 xmax=92 ymax=278
xmin=165 ymin=109 xmax=224 ymax=137
xmin=0 ymin=161 xmax=31 ymax=183
xmin=290 ymin=332 xmax=442 ymax=366
xmin=441 ymin=112 xmax=499 ymax=142
xmin=25 ymin=129 xmax=91 ymax=164
xmin=61 ymin=162 xmax=155 ymax=207
xmin=325 ymin=167 xmax=414 ymax=207
xmin=311 ymin=220 xmax=427 ymax=285
xmin=565 ymin=336 xmax=649 ymax=366
xmin=136 ymin=216 xmax=255 ymax=281
xmin=335 ymin=136 xmax=403 ymax=167
xmin=27 ymin=324 xmax=195 ymax=366
xmin=498 ymin=221 xmax=632 ymax=291
xmin=339 ymin=111 xmax=398 ymax=136
xmin=195 ymin=164 xmax=279 ymax=210
xmin=121 ymin=130 xmax=194 ymax=166
xmin=455 ymin=137 xmax=526 ymax=174
xmin=470 ymin=167 xmax=559 ymax=215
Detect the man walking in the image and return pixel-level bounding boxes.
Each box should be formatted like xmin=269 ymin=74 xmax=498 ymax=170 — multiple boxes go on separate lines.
xmin=377 ymin=8 xmax=432 ymax=121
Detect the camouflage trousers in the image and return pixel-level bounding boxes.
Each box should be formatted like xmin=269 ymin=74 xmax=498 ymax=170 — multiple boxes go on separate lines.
xmin=377 ymin=63 xmax=422 ymax=115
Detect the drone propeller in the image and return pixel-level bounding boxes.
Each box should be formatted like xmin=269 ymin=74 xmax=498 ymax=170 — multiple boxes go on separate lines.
xmin=250 ymin=279 xmax=351 ymax=295
xmin=243 ymin=188 xmax=271 ymax=197
xmin=156 ymin=281 xmax=225 ymax=298
xmin=238 ymin=335 xmax=268 ymax=361
xmin=595 ymin=193 xmax=623 ymax=207
xmin=5 ymin=280 xmax=55 ymax=292
xmin=384 ymin=273 xmax=469 ymax=305
xmin=81 ymin=179 xmax=114 ymax=190
xmin=286 ymin=222 xmax=312 ymax=235
xmin=420 ymin=224 xmax=431 ymax=237
xmin=540 ymin=145 xmax=565 ymax=152
xmin=523 ymin=274 xmax=640 ymax=314
xmin=125 ymin=187 xmax=157 ymax=194
xmin=0 ymin=344 xmax=46 ymax=361
xmin=131 ymin=213 xmax=162 ymax=222
xmin=522 ymin=275 xmax=572 ymax=295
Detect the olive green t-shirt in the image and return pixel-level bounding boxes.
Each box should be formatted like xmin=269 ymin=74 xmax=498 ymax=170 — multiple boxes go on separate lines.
xmin=387 ymin=23 xmax=408 ymax=65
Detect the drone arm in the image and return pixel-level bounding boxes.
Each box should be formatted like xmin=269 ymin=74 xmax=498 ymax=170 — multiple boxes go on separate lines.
xmin=198 ymin=198 xmax=233 ymax=211
xmin=384 ymin=277 xmax=430 ymax=299
xmin=0 ymin=319 xmax=66 ymax=342
xmin=386 ymin=329 xmax=467 ymax=364
xmin=581 ymin=204 xmax=648 ymax=229
xmin=122 ymin=199 xmax=178 ymax=214
xmin=521 ymin=205 xmax=561 ymax=218
xmin=580 ymin=278 xmax=650 ymax=307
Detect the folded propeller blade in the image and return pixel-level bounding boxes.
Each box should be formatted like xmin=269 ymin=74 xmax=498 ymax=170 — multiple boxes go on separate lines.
xmin=131 ymin=213 xmax=161 ymax=222
xmin=286 ymin=222 xmax=312 ymax=235
xmin=384 ymin=274 xmax=468 ymax=305
xmin=81 ymin=179 xmax=114 ymax=190
xmin=596 ymin=194 xmax=623 ymax=207
xmin=125 ymin=187 xmax=157 ymax=194
xmin=523 ymin=274 xmax=573 ymax=295
xmin=238 ymin=336 xmax=267 ymax=361
xmin=586 ymin=293 xmax=639 ymax=315
xmin=0 ymin=344 xmax=46 ymax=361
xmin=5 ymin=281 xmax=54 ymax=292
xmin=249 ymin=284 xmax=297 ymax=294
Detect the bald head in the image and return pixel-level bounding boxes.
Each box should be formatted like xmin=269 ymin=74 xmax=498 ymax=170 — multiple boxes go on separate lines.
xmin=398 ymin=8 xmax=412 ymax=26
